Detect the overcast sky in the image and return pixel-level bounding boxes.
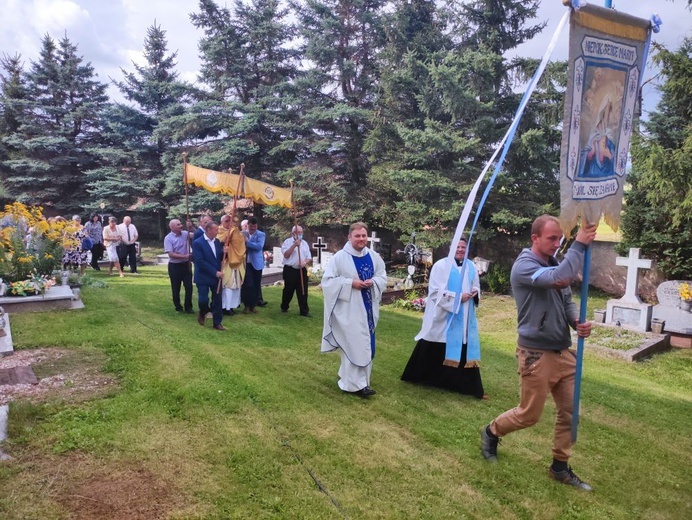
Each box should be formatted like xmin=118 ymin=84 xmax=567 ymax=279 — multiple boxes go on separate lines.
xmin=1 ymin=0 xmax=690 ymax=114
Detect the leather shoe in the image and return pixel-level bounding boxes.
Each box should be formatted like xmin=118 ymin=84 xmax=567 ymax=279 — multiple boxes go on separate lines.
xmin=250 ymin=307 xmax=258 ymax=314
xmin=185 ymin=308 xmax=195 ymax=314
xmin=175 ymin=307 xmax=184 ymax=312
xmin=257 ymin=300 xmax=268 ymax=307
xmin=222 ymin=309 xmax=234 ymax=316
xmin=300 ymin=313 xmax=312 ymax=318
xmin=213 ymin=324 xmax=227 ymax=331
xmin=197 ymin=313 xmax=205 ymax=326
xmin=356 ymin=387 xmax=376 ymax=397
xmin=281 ymin=308 xmax=288 ymax=313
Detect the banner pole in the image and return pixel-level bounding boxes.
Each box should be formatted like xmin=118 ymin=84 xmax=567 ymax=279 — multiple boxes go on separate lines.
xmin=182 ymin=153 xmax=192 ymax=273
xmin=290 ymin=180 xmax=305 ymax=296
xmin=571 ymin=241 xmax=591 ymax=443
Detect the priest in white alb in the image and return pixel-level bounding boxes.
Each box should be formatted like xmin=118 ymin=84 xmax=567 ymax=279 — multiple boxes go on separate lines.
xmin=321 ymin=222 xmax=387 ymax=397
xmin=401 ymin=237 xmax=485 ymax=398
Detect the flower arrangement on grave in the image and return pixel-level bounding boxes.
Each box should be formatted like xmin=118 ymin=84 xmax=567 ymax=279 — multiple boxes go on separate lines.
xmin=390 ymin=291 xmax=427 ymax=312
xmin=7 ymin=273 xmax=56 ymax=296
xmin=678 ymin=282 xmax=692 ymax=302
xmin=0 ymin=202 xmax=75 ymax=292
xmin=309 ymin=265 xmax=324 ymax=279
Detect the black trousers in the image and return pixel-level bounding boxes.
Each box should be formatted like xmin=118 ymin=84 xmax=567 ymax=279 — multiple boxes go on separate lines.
xmin=168 ymin=262 xmax=193 ymax=311
xmin=281 ymin=266 xmax=309 ymax=315
xmin=90 ymin=242 xmax=104 ymax=268
xmin=241 ymin=265 xmax=263 ymax=309
xmin=118 ymin=243 xmax=138 ymax=273
xmin=197 ymin=283 xmax=223 ymax=326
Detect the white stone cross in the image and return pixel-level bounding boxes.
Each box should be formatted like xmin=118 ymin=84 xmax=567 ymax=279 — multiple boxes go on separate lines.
xmin=366 ymin=231 xmax=380 ymax=251
xmin=616 ymin=248 xmax=652 ymax=304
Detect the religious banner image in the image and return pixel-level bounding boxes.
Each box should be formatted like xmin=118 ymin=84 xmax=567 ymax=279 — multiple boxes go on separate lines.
xmin=560 ymin=4 xmax=651 ymax=232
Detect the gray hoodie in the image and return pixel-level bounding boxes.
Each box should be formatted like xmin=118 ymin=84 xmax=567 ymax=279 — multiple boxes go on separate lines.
xmin=510 ymin=242 xmax=587 ymax=350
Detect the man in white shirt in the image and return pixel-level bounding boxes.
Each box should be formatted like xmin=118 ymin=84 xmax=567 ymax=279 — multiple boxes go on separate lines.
xmin=117 ymin=215 xmax=139 ymax=274
xmin=280 ymin=225 xmax=312 ymax=317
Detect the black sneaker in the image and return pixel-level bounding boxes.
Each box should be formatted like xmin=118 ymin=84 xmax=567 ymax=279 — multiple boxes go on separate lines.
xmin=480 ymin=426 xmax=499 ymax=463
xmin=548 ymin=466 xmax=593 ymax=492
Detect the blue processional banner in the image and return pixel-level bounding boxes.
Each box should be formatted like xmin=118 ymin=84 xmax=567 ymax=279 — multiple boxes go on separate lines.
xmin=560 ymin=4 xmax=651 ymax=233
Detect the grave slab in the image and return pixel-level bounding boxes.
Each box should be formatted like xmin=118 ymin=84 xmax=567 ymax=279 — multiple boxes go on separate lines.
xmin=261 ymin=266 xmax=283 ymax=286
xmin=0 ymin=286 xmax=84 ymax=314
xmin=0 ymin=366 xmax=38 ymax=385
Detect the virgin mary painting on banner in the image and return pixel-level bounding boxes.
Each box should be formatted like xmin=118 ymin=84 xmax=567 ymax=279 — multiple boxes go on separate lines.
xmin=560 ymin=4 xmax=652 ymax=233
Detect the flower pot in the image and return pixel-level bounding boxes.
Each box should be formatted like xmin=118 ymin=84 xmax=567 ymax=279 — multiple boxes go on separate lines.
xmin=651 ymin=319 xmax=665 ymax=334
xmin=681 ymin=300 xmax=692 ymax=313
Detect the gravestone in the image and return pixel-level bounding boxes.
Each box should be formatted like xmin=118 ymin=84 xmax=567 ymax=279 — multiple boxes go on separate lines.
xmin=652 ymin=280 xmax=692 ymax=345
xmin=321 ymin=252 xmax=334 ymax=268
xmin=0 ymin=310 xmax=12 ymax=357
xmin=606 ymin=248 xmax=652 ymax=331
xmin=270 ymin=247 xmax=284 ymax=268
xmin=311 ymin=237 xmax=328 ymax=265
xmin=367 ymin=231 xmax=380 ymax=252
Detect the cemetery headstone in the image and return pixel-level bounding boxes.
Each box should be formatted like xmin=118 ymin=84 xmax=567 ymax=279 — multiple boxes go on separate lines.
xmin=605 ymin=248 xmax=652 ymax=331
xmin=651 ymin=280 xmax=692 ymax=336
xmin=270 ymin=247 xmax=284 ymax=268
xmin=367 ymin=231 xmax=380 ymax=252
xmin=312 ymin=237 xmax=327 ymax=265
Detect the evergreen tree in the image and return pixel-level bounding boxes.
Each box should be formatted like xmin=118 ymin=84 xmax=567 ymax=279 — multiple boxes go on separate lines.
xmin=0 ymin=54 xmax=27 ymax=199
xmin=366 ymin=0 xmax=556 ymax=245
xmin=619 ymin=39 xmax=692 ymax=278
xmin=1 ymin=35 xmax=108 ymax=209
xmin=167 ymin=0 xmax=300 ymax=221
xmin=86 ymin=23 xmax=194 ymax=233
xmin=285 ymin=0 xmax=386 ymax=226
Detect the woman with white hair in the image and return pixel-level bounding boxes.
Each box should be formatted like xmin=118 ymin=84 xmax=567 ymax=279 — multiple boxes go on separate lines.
xmin=61 ymin=215 xmax=89 ymax=275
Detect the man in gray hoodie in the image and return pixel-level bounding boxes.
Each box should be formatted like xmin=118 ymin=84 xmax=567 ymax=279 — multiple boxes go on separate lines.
xmin=481 ymin=215 xmax=597 ymax=491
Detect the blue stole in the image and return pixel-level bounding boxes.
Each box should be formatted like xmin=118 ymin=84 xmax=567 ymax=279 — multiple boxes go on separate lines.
xmin=351 ymin=253 xmax=376 ymax=359
xmin=443 ymin=261 xmax=480 ymax=368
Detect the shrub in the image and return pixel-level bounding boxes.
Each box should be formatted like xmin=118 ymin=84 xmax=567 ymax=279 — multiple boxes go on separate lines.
xmin=482 ymin=263 xmax=512 ymax=295
xmin=0 ymin=202 xmax=77 ymax=283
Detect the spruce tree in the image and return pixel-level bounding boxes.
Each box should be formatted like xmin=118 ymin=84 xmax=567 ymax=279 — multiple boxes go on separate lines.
xmin=286 ymin=0 xmax=386 ymax=226
xmin=619 ymin=39 xmax=692 ymax=278
xmin=171 ymin=0 xmax=300 ymax=222
xmin=86 ymin=23 xmax=194 ymax=234
xmin=1 ymin=35 xmax=108 ymax=209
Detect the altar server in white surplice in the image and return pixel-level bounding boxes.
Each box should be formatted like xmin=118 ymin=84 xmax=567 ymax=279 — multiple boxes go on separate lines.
xmin=321 ymin=222 xmax=387 ymax=397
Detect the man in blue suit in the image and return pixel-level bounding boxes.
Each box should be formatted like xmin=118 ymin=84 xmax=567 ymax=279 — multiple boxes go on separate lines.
xmin=192 ymin=220 xmax=227 ymax=331
xmin=241 ymin=217 xmax=266 ymax=313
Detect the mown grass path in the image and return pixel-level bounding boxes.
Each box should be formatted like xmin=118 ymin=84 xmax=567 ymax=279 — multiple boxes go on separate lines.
xmin=1 ymin=266 xmax=690 ymax=519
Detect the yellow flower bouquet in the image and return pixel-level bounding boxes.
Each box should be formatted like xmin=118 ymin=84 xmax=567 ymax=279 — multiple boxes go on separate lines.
xmin=678 ymin=282 xmax=692 ymax=302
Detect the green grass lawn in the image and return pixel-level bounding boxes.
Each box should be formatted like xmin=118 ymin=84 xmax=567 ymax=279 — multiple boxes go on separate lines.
xmin=1 ymin=266 xmax=690 ymax=519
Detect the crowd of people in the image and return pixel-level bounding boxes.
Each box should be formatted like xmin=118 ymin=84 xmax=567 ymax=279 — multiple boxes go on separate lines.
xmin=317 ymin=216 xmax=598 ymax=492
xmin=71 ymin=210 xmax=597 ymax=492
xmin=57 ymin=213 xmax=140 ymax=277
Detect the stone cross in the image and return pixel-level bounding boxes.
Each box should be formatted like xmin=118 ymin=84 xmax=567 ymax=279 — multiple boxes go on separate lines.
xmin=311 ymin=236 xmax=327 ymax=265
xmin=367 ymin=231 xmax=380 ymax=251
xmin=616 ymin=248 xmax=652 ymax=304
